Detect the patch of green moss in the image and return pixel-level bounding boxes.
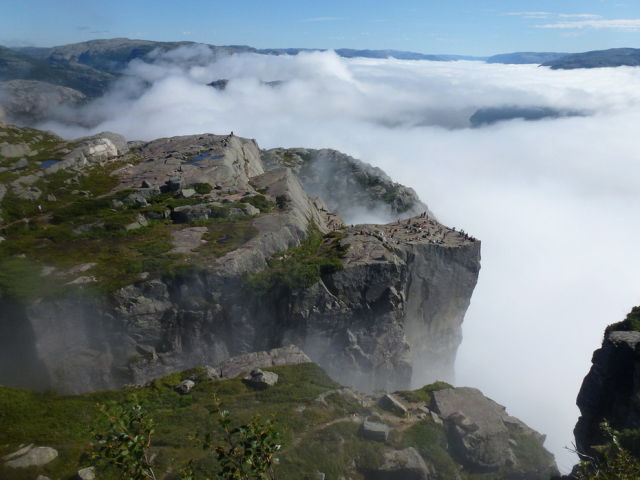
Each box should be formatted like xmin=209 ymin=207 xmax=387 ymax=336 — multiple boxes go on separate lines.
xmin=396 ymin=381 xmax=453 ymax=405
xmin=243 ymin=194 xmax=275 ymax=212
xmin=193 ymin=183 xmax=213 ymax=194
xmin=605 ymin=306 xmax=640 ymax=334
xmin=248 ymin=223 xmax=349 ymax=294
xmin=397 ymin=421 xmax=462 ymax=479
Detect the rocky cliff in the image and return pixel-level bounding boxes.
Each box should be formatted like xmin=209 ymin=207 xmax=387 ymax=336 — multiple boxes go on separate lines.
xmin=574 ymin=306 xmax=640 ymax=457
xmin=0 ymin=124 xmax=480 ymax=395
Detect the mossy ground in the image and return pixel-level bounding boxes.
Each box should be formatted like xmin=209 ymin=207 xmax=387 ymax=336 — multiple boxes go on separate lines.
xmin=0 ymin=125 xmax=73 ymax=184
xmin=248 ymin=224 xmax=348 ymax=293
xmin=0 ymin=132 xmax=261 ymax=300
xmin=0 ymin=363 xmax=370 ymax=480
xmin=605 ymin=306 xmax=640 ymax=334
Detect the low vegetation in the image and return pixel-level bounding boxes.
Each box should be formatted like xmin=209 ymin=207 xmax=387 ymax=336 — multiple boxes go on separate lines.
xmin=248 ymin=224 xmax=348 ymax=294
xmin=605 ymin=306 xmax=640 ymax=334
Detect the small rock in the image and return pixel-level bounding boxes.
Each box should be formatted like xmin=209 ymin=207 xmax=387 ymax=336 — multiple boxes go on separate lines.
xmin=2 ymin=444 xmax=33 ymax=461
xmin=0 ymin=236 xmax=5 ymax=244
xmin=77 ymin=466 xmax=96 ymax=480
xmin=366 ymin=447 xmax=431 ymax=480
xmin=68 ymin=263 xmax=96 ymax=275
xmin=47 ymin=194 xmax=57 ymax=202
xmin=5 ymin=446 xmax=58 ymax=468
xmin=181 ymin=188 xmax=196 ymax=198
xmin=66 ymin=276 xmax=97 ymax=285
xmin=11 ymin=158 xmax=29 ymax=170
xmin=241 ymin=203 xmax=260 ymax=216
xmin=175 ymin=379 xmax=196 ymax=395
xmin=124 ymin=214 xmax=149 ymax=231
xmin=141 ymin=179 xmax=152 ymax=188
xmin=244 ymin=368 xmax=278 ymax=388
xmin=36 ymin=475 xmax=52 ymax=480
xmin=204 ymin=365 xmax=221 ymax=380
xmin=361 ymin=419 xmax=390 ymax=442
xmin=379 ymin=393 xmax=408 ymax=416
xmin=40 ymin=266 xmax=56 ymax=277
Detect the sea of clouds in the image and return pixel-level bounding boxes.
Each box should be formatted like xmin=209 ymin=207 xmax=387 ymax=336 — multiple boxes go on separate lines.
xmin=39 ymin=46 xmax=640 ymax=472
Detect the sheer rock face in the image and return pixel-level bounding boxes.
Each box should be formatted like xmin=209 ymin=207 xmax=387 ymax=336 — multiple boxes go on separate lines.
xmin=574 ymin=329 xmax=640 ymax=455
xmin=0 ymin=130 xmax=480 ymax=394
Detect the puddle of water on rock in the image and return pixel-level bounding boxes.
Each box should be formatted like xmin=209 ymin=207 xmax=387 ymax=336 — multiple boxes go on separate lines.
xmin=188 ymin=153 xmax=224 ymax=166
xmin=41 ymin=160 xmax=59 ymax=169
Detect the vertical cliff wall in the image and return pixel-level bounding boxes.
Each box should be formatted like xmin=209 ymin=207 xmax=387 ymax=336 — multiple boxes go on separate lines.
xmin=574 ymin=308 xmax=640 ymax=455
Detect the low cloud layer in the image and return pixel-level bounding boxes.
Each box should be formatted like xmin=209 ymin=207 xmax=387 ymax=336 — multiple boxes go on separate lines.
xmin=39 ymin=49 xmax=640 ymax=472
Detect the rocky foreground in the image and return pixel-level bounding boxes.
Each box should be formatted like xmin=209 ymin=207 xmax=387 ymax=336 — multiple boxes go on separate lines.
xmin=0 ymin=123 xmax=479 ymax=394
xmin=0 ymin=346 xmax=558 ymax=480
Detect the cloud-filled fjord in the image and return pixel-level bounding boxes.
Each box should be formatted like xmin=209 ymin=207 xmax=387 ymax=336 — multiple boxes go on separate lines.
xmin=39 ymin=49 xmax=640 ymax=472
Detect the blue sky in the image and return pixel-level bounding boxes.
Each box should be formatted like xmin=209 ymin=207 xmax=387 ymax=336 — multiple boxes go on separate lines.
xmin=3 ymin=0 xmax=640 ymax=55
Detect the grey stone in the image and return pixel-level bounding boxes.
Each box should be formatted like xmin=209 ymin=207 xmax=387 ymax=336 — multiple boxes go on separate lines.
xmin=245 ymin=368 xmax=278 ymax=388
xmin=143 ymin=208 xmax=170 ymax=220
xmin=0 ymin=142 xmax=31 ymax=158
xmin=36 ymin=475 xmax=52 ymax=480
xmin=181 ymin=188 xmax=197 ymax=198
xmin=2 ymin=444 xmax=33 ymax=461
xmin=175 ymin=379 xmax=196 ymax=395
xmin=171 ymin=204 xmax=211 ymax=223
xmin=11 ymin=158 xmax=29 ymax=170
xmin=361 ymin=419 xmax=390 ymax=442
xmin=141 ymin=179 xmax=152 ymax=188
xmin=242 ymin=203 xmax=260 ymax=216
xmin=217 ymin=345 xmax=311 ymax=379
xmin=5 ymin=446 xmax=58 ymax=468
xmin=204 ymin=365 xmax=221 ymax=380
xmin=124 ymin=214 xmax=149 ymax=231
xmin=77 ymin=466 xmax=96 ymax=480
xmin=433 ymin=388 xmax=506 ymax=470
xmin=379 ymin=394 xmax=408 ymax=416
xmin=365 ymin=447 xmax=431 ymax=480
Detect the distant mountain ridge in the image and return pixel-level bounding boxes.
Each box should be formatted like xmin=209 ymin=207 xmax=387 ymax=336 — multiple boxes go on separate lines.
xmin=486 ymin=52 xmax=569 ymax=65
xmin=542 ymin=47 xmax=640 ymax=69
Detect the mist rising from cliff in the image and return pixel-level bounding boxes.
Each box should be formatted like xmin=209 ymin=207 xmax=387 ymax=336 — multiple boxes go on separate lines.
xmin=39 ymin=47 xmax=640 ymax=472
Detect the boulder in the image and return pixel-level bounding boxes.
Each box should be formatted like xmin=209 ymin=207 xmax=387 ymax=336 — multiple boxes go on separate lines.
xmin=0 ymin=142 xmax=31 ymax=158
xmin=361 ymin=419 xmax=390 ymax=442
xmin=4 ymin=446 xmax=58 ymax=468
xmin=244 ymin=368 xmax=278 ymax=388
xmin=77 ymin=466 xmax=96 ymax=480
xmin=124 ymin=214 xmax=149 ymax=231
xmin=432 ymin=387 xmax=516 ymax=472
xmin=379 ymin=394 xmax=408 ymax=416
xmin=181 ymin=188 xmax=197 ymax=198
xmin=216 ymin=345 xmax=311 ymax=379
xmin=364 ymin=447 xmax=431 ymax=480
xmin=171 ymin=204 xmax=212 ymax=223
xmin=175 ymin=379 xmax=196 ymax=395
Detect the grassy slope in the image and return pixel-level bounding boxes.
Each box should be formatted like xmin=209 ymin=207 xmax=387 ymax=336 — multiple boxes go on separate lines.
xmin=0 ymin=363 xmax=554 ymax=480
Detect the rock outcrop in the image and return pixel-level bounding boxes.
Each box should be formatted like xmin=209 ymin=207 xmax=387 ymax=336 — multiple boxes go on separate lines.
xmin=431 ymin=387 xmax=557 ymax=477
xmin=574 ymin=307 xmax=640 ymax=456
xmin=262 ymin=148 xmax=430 ymax=223
xmin=0 ymin=125 xmax=480 ymax=395
xmin=0 ymin=79 xmax=86 ymax=124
